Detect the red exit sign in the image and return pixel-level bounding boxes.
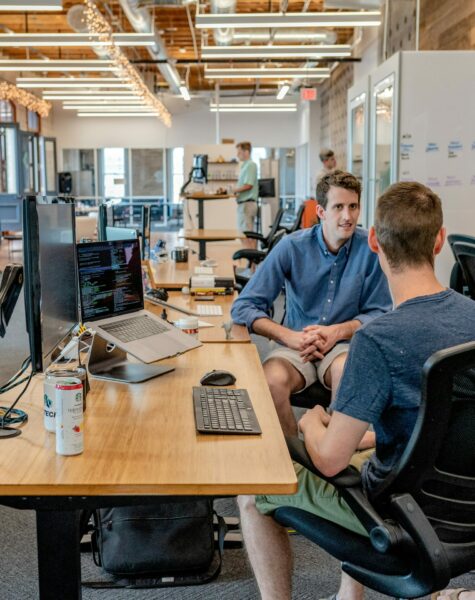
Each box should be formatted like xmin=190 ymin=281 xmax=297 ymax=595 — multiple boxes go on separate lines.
xmin=301 ymin=87 xmax=317 ymax=101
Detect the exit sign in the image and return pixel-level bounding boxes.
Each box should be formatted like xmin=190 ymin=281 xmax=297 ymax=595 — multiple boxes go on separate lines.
xmin=301 ymin=87 xmax=317 ymax=101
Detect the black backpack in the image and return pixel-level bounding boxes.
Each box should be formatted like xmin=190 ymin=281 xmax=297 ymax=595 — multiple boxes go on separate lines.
xmin=83 ymin=499 xmax=226 ymax=589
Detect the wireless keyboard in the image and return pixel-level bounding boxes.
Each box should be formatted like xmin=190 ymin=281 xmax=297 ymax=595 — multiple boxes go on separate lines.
xmin=196 ymin=304 xmax=223 ymax=316
xmin=193 ymin=387 xmax=261 ymax=435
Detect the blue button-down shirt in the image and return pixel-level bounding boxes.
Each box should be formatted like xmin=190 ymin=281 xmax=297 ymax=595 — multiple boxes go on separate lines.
xmin=231 ymin=225 xmax=392 ymax=335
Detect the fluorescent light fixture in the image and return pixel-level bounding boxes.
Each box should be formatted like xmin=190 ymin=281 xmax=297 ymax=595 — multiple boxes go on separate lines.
xmin=17 ymin=77 xmax=126 ymax=83
xmin=77 ymin=113 xmax=157 ymax=117
xmin=276 ymin=84 xmax=290 ymax=100
xmin=63 ymin=106 xmax=154 ymax=111
xmin=0 ymin=0 xmax=62 ymax=10
xmin=210 ymin=107 xmax=297 ymax=112
xmin=210 ymin=103 xmax=296 ymax=108
xmin=179 ymin=85 xmax=191 ymax=101
xmin=233 ymin=31 xmax=332 ymax=41
xmin=62 ymin=99 xmax=146 ymax=105
xmin=44 ymin=94 xmax=141 ymax=100
xmin=201 ymin=45 xmax=352 ymax=59
xmin=18 ymin=82 xmax=133 ymax=88
xmin=204 ymin=67 xmax=330 ymax=79
xmin=43 ymin=90 xmax=137 ymax=96
xmin=196 ymin=11 xmax=381 ymax=28
xmin=0 ymin=33 xmax=155 ymax=47
xmin=0 ymin=59 xmax=115 ymax=72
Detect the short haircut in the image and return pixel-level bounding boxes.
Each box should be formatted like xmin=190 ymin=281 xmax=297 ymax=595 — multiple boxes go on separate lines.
xmin=375 ymin=181 xmax=443 ymax=270
xmin=236 ymin=141 xmax=252 ymax=153
xmin=319 ymin=148 xmax=334 ymax=162
xmin=316 ymin=170 xmax=361 ymax=209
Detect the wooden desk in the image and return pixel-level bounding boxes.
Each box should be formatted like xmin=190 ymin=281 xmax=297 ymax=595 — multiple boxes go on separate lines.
xmin=183 ymin=229 xmax=245 ymax=260
xmin=145 ymin=291 xmax=250 ymax=343
xmin=149 ymin=253 xmax=235 ymax=290
xmin=0 ymin=344 xmax=296 ymax=599
xmin=185 ymin=193 xmax=230 ymax=229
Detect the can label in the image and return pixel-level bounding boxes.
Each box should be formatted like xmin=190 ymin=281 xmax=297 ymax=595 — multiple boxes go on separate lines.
xmin=43 ymin=378 xmax=57 ymax=433
xmin=55 ymin=378 xmax=84 ymax=456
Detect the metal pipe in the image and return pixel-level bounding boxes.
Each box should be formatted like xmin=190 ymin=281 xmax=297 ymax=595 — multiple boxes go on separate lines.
xmin=415 ymin=0 xmax=420 ymax=50
xmin=215 ymin=82 xmax=220 ymax=144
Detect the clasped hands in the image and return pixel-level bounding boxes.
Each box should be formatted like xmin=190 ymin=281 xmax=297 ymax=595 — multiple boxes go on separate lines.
xmin=284 ymin=324 xmax=341 ymax=362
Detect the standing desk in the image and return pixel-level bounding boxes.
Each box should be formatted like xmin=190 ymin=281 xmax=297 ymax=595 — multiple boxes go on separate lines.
xmin=149 ymin=253 xmax=235 ymax=290
xmin=182 ymin=229 xmax=245 ymax=260
xmin=0 ymin=343 xmax=296 ymax=599
xmin=184 ymin=193 xmax=231 ymax=229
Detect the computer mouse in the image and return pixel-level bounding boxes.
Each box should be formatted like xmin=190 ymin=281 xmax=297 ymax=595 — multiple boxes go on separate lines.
xmin=200 ymin=370 xmax=236 ymax=387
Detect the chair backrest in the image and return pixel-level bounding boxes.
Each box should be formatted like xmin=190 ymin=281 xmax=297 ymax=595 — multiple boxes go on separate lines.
xmin=288 ymin=204 xmax=305 ymax=234
xmin=264 ymin=208 xmax=285 ymax=244
xmin=447 ymin=233 xmax=475 ymax=260
xmin=267 ymin=228 xmax=286 ymax=253
xmin=452 ymin=242 xmax=475 ymax=299
xmin=371 ymin=342 xmax=475 ymax=576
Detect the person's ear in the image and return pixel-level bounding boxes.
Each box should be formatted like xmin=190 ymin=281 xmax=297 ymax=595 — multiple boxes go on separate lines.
xmin=434 ymin=227 xmax=446 ymax=256
xmin=368 ymin=226 xmax=379 ymax=254
xmin=317 ymin=203 xmax=326 ymax=221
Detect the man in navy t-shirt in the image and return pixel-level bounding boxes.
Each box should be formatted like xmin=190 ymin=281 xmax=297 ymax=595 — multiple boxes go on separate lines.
xmin=238 ymin=181 xmax=475 ymax=600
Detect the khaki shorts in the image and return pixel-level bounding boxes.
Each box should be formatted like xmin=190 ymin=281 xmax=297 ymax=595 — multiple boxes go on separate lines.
xmin=255 ymin=449 xmax=374 ymax=537
xmin=263 ymin=342 xmax=350 ymax=391
xmin=237 ymin=201 xmax=258 ymax=232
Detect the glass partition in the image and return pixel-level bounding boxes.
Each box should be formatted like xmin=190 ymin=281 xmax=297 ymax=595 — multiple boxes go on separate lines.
xmin=130 ymin=148 xmax=164 ymax=197
xmin=19 ymin=131 xmax=39 ymax=194
xmin=0 ymin=125 xmax=18 ymax=194
xmin=350 ymin=92 xmax=366 ymax=184
xmin=63 ymin=148 xmax=96 ymax=198
xmin=374 ymin=77 xmax=394 ymax=198
xmin=103 ymin=147 xmax=127 ymax=199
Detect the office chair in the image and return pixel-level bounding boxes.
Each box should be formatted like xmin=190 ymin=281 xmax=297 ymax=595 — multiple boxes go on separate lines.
xmin=274 ymin=341 xmax=475 ymax=598
xmin=243 ymin=208 xmax=284 ymax=250
xmin=232 ymin=229 xmax=286 ymax=290
xmin=280 ymin=204 xmax=305 ymax=235
xmin=448 ymin=234 xmax=475 ymax=294
xmin=452 ymin=242 xmax=475 ymax=300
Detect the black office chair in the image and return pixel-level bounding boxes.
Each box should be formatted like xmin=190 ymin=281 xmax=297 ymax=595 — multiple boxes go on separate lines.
xmin=280 ymin=204 xmax=305 ymax=235
xmin=243 ymin=208 xmax=284 ymax=250
xmin=274 ymin=341 xmax=475 ymax=598
xmin=232 ymin=229 xmax=286 ymax=290
xmin=447 ymin=234 xmax=475 ymax=294
xmin=452 ymin=242 xmax=475 ymax=300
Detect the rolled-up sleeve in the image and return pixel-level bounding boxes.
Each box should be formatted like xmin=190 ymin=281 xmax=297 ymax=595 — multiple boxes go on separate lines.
xmin=231 ymin=239 xmax=290 ymax=331
xmin=354 ymin=255 xmax=392 ymax=325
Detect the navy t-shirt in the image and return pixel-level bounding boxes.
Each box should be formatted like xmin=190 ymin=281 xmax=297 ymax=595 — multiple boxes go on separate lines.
xmin=333 ymin=289 xmax=475 ymax=496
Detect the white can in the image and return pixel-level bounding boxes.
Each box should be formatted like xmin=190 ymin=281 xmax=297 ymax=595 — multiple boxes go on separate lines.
xmin=55 ymin=378 xmax=84 ymax=456
xmin=43 ymin=375 xmax=57 ymax=433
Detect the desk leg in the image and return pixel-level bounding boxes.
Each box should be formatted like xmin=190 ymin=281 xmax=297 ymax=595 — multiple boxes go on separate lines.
xmin=198 ymin=240 xmax=207 ymax=260
xmin=36 ymin=509 xmax=82 ymax=600
xmin=198 ymin=199 xmax=204 ymax=229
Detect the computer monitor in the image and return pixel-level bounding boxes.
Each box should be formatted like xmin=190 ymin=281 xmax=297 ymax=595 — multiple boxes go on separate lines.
xmin=105 ymin=226 xmax=138 ymax=242
xmin=76 ymin=239 xmax=143 ymax=323
xmin=258 ymin=178 xmax=275 ymax=198
xmin=23 ymin=196 xmax=79 ymax=373
xmin=192 ymin=154 xmax=208 ymax=184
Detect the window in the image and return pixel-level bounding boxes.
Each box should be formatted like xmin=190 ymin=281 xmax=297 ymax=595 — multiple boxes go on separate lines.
xmin=27 ymin=110 xmax=40 ymax=133
xmin=0 ymin=126 xmax=18 ymax=194
xmin=0 ymin=100 xmax=14 ymax=123
xmin=131 ymin=148 xmax=164 ymax=197
xmin=103 ymin=148 xmax=126 ymax=198
xmin=63 ymin=149 xmax=96 ymax=197
xmin=171 ymin=147 xmax=184 ymax=204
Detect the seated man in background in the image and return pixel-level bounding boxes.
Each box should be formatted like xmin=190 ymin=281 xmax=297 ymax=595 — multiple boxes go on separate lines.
xmin=231 ymin=171 xmax=391 ymax=436
xmin=238 ymin=181 xmax=475 ymax=600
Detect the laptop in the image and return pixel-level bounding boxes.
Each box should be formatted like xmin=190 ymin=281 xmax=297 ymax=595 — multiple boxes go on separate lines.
xmin=77 ymin=239 xmax=201 ymax=364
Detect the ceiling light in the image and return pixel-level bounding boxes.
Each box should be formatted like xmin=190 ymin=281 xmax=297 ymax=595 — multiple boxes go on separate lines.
xmin=210 ymin=107 xmax=297 ymax=113
xmin=276 ymin=84 xmax=290 ymax=100
xmin=43 ymin=94 xmax=140 ymax=100
xmin=62 ymin=99 xmax=146 ymax=105
xmin=77 ymin=113 xmax=156 ymax=117
xmin=179 ymin=85 xmax=191 ymax=101
xmin=196 ymin=11 xmax=381 ymax=29
xmin=17 ymin=77 xmax=127 ymax=83
xmin=43 ymin=90 xmax=137 ymax=95
xmin=18 ymin=82 xmax=133 ymax=88
xmin=204 ymin=67 xmax=330 ymax=79
xmin=0 ymin=33 xmax=155 ymax=47
xmin=210 ymin=103 xmax=296 ymax=108
xmin=201 ymin=45 xmax=352 ymax=59
xmin=0 ymin=0 xmax=62 ymax=10
xmin=64 ymin=105 xmax=154 ymax=111
xmin=233 ymin=31 xmax=331 ymax=41
xmin=0 ymin=59 xmax=116 ymax=72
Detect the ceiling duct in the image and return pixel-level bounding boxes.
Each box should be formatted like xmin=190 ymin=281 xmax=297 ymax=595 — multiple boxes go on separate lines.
xmin=211 ymin=0 xmax=236 ymax=46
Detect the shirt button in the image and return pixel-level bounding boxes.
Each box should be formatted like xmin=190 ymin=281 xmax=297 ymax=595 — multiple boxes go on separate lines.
xmin=330 ymin=280 xmax=334 ymax=284
xmin=334 ymin=262 xmax=337 ymax=266
xmin=327 ymin=299 xmax=331 ymax=303
xmin=322 ymin=317 xmax=326 ymax=321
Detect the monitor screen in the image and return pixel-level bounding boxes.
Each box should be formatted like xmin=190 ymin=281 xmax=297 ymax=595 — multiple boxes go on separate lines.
xmin=23 ymin=197 xmax=79 ymax=372
xmin=192 ymin=154 xmax=208 ymax=184
xmin=258 ymin=178 xmax=275 ymax=198
xmin=105 ymin=226 xmax=138 ymax=241
xmin=77 ymin=239 xmax=143 ymax=322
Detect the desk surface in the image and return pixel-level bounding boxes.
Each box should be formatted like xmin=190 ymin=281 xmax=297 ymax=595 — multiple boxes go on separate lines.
xmin=185 ymin=193 xmax=231 ymax=200
xmin=150 ymin=254 xmax=235 ymax=289
xmin=0 ymin=344 xmax=296 ymax=497
xmin=183 ymin=229 xmax=245 ymax=241
xmin=145 ymin=291 xmax=250 ymax=343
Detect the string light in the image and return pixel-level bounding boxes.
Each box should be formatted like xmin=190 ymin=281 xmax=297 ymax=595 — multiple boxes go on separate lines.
xmin=83 ymin=0 xmax=171 ymax=127
xmin=0 ymin=80 xmax=51 ymax=117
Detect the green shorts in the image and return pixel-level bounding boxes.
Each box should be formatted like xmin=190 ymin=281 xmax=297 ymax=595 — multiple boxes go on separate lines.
xmin=255 ymin=449 xmax=373 ymax=537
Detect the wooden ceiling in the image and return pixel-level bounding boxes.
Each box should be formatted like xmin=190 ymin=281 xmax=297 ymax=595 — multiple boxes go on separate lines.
xmin=0 ymin=1 xmax=357 ymax=94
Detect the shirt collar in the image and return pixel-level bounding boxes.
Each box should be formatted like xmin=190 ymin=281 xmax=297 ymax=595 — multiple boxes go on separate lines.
xmin=316 ymin=224 xmax=354 ymax=257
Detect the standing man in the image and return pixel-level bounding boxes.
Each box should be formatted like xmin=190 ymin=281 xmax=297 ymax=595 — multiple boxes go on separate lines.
xmin=231 ymin=171 xmax=391 ymax=436
xmin=316 ymin=148 xmax=337 ymax=183
xmin=233 ymin=141 xmax=258 ymax=249
xmin=237 ymin=181 xmax=475 ymax=600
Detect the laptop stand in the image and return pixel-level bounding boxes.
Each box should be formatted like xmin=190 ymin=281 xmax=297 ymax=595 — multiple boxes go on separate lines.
xmin=87 ymin=333 xmax=174 ymax=384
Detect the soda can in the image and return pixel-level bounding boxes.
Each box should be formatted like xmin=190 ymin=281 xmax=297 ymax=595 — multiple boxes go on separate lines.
xmin=55 ymin=378 xmax=84 ymax=456
xmin=43 ymin=367 xmax=87 ymax=433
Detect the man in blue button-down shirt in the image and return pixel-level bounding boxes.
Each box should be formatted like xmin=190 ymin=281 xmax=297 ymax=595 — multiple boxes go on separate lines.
xmin=231 ymin=171 xmax=392 ymax=435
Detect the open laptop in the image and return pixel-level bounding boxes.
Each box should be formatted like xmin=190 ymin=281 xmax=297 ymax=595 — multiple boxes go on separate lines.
xmin=77 ymin=239 xmax=201 ymax=364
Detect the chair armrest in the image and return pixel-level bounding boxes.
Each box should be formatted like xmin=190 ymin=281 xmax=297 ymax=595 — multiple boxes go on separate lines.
xmin=232 ymin=249 xmax=266 ymax=262
xmin=243 ymin=231 xmax=264 ymax=241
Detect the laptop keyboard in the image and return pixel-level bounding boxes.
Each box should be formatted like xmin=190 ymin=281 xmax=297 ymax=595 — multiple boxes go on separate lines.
xmin=101 ymin=315 xmax=168 ymax=343
xmin=193 ymin=387 xmax=261 ymax=435
xmin=196 ymin=304 xmax=223 ymax=316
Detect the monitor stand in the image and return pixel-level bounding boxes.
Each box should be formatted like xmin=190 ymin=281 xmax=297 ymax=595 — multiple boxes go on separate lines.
xmin=87 ymin=334 xmax=174 ymax=384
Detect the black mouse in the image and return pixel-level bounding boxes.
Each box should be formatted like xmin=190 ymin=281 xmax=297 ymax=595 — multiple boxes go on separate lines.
xmin=200 ymin=370 xmax=236 ymax=386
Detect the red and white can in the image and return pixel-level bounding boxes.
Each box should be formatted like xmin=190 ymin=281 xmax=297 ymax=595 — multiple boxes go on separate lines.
xmin=55 ymin=378 xmax=84 ymax=456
